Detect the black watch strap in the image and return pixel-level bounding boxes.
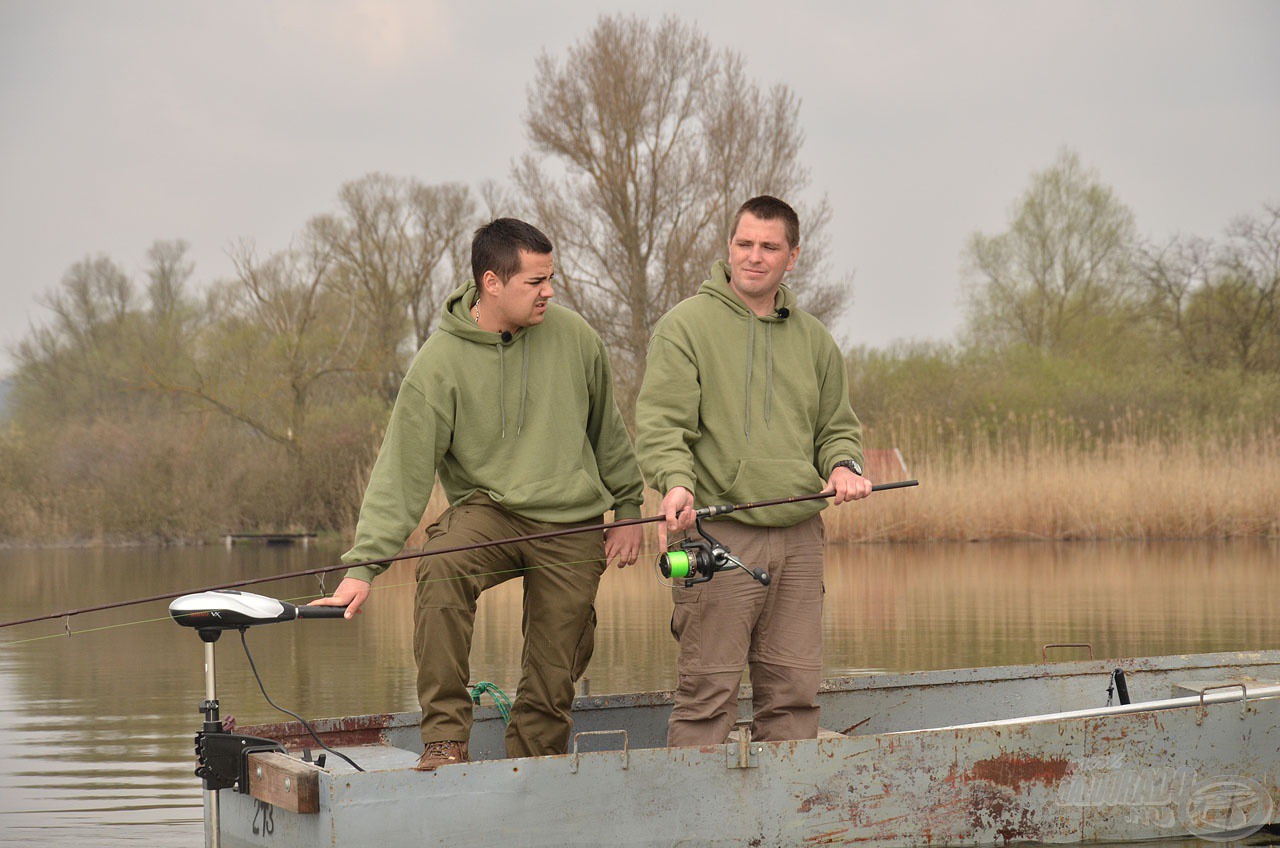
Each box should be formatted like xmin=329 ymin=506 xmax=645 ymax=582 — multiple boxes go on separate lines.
xmin=832 ymin=459 xmax=862 ymax=476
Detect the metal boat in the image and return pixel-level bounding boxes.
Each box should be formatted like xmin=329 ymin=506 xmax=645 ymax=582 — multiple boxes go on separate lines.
xmin=180 ymin=607 xmax=1279 ymax=848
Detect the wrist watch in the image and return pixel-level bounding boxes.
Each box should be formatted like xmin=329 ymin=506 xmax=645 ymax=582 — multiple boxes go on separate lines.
xmin=832 ymin=459 xmax=863 ymax=476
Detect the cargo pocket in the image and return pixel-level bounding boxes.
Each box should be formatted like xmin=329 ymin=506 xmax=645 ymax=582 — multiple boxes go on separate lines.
xmin=670 ymin=584 xmax=704 ymax=673
xmin=570 ymin=604 xmax=598 ymax=682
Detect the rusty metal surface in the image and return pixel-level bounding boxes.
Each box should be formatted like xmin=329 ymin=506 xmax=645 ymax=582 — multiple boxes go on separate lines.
xmin=218 ymin=650 xmax=1280 ymax=848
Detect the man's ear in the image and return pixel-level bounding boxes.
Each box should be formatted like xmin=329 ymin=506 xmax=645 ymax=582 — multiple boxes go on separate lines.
xmin=481 ymin=269 xmax=502 ymax=296
xmin=785 ymin=246 xmax=800 ymax=273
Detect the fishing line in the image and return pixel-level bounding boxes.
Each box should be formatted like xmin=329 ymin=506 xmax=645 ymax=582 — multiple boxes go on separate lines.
xmin=1 ymin=550 xmax=666 ymax=647
xmin=0 ymin=481 xmax=919 ymax=633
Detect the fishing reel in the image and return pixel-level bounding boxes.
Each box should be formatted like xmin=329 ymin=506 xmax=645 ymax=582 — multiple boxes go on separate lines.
xmin=657 ymin=517 xmax=770 ymax=588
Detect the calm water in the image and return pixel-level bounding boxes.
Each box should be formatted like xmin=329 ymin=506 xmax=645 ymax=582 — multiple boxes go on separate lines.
xmin=0 ymin=538 xmax=1278 ymax=846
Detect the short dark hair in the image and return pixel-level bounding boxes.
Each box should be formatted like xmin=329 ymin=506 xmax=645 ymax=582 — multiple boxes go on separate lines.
xmin=471 ymin=218 xmax=554 ymax=284
xmin=730 ymin=196 xmax=801 ymax=249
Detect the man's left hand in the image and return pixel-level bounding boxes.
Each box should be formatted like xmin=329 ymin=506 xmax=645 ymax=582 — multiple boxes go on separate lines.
xmin=826 ymin=466 xmax=873 ymax=505
xmin=604 ymin=523 xmax=643 ymax=568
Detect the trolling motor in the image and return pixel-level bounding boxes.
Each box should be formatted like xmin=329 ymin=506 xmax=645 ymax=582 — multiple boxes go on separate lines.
xmin=657 ymin=516 xmax=771 ymax=588
xmin=170 ymin=590 xmax=347 ymax=848
xmin=170 ymin=589 xmax=348 ymax=635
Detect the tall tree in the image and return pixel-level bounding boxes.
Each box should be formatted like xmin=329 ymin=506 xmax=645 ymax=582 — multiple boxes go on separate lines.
xmin=964 ymin=150 xmax=1139 ymax=354
xmin=1137 ymin=204 xmax=1280 ymax=372
xmin=141 ymin=239 xmax=198 ymax=370
xmin=317 ymin=173 xmax=477 ymax=402
xmin=12 ymin=255 xmax=138 ymax=420
xmin=515 ymin=14 xmax=845 ymax=409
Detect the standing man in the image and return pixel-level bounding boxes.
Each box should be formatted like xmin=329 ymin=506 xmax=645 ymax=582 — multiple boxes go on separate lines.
xmin=313 ymin=218 xmax=644 ymax=770
xmin=635 ymin=195 xmax=872 ymax=746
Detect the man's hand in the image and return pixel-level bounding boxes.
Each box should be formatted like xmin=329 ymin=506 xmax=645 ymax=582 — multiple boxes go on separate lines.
xmin=604 ymin=523 xmax=643 ymax=568
xmin=825 ymin=466 xmax=873 ymax=505
xmin=308 ymin=577 xmax=371 ymax=620
xmin=658 ymin=486 xmax=696 ymax=550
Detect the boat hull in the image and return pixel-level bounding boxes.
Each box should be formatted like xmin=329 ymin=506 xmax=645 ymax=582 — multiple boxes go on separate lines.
xmin=207 ymin=651 xmax=1280 ymax=847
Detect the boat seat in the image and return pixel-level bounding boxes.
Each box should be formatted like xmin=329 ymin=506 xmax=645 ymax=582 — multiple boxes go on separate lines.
xmin=1172 ymin=677 xmax=1279 ymax=697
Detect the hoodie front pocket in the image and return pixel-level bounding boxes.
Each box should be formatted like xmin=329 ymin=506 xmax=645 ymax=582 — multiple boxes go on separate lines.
xmin=492 ymin=469 xmax=607 ymax=513
xmin=714 ymin=458 xmax=825 ymax=504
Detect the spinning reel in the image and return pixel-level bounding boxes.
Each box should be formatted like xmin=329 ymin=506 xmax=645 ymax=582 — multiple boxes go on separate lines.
xmin=657 ymin=517 xmax=771 ymax=588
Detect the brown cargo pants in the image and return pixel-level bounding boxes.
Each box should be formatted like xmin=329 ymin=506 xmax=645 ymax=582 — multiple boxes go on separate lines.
xmin=412 ymin=492 xmax=606 ymax=758
xmin=667 ymin=515 xmax=825 ymax=747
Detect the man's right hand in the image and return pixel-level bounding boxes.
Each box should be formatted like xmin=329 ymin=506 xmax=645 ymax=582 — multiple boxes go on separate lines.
xmin=659 ymin=486 xmax=696 ymax=550
xmin=309 ymin=577 xmax=371 ymax=620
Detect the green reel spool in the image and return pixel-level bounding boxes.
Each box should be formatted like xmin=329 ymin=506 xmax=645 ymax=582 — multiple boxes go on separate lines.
xmin=659 ymin=549 xmax=694 ymax=580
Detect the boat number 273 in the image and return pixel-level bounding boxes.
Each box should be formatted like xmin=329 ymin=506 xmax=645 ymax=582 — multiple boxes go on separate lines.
xmin=252 ymin=799 xmax=275 ymax=837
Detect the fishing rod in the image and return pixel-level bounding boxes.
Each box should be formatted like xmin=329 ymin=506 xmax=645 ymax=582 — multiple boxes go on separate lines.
xmin=0 ymin=480 xmax=918 ymax=630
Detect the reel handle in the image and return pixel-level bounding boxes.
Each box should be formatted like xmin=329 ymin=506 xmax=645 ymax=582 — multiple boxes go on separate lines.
xmin=722 ymin=553 xmax=770 ymax=587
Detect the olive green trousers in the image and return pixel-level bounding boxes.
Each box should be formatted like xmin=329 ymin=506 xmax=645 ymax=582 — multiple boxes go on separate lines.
xmin=413 ymin=493 xmax=605 ymax=758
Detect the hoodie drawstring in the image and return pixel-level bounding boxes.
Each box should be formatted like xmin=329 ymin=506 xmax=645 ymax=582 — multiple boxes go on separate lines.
xmin=744 ymin=320 xmax=755 ymax=441
xmin=498 ymin=342 xmax=507 ymax=438
xmin=517 ymin=334 xmax=529 ymax=435
xmin=743 ymin=317 xmax=777 ymax=441
xmin=497 ymin=334 xmax=531 ymax=438
xmin=764 ymin=322 xmax=774 ymax=427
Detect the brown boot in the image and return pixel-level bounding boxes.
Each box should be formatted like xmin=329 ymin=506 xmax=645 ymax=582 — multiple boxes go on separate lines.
xmin=414 ymin=740 xmax=469 ymax=771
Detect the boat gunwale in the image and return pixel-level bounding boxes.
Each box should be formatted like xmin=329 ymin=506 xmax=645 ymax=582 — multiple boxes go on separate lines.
xmin=239 ymin=648 xmax=1280 ymax=744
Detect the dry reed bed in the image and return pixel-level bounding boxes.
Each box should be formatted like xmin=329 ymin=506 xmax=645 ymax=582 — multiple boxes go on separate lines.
xmin=826 ymin=427 xmax=1280 ymax=542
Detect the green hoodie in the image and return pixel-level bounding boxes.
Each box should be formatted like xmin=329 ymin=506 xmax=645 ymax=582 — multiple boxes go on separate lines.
xmin=636 ymin=260 xmax=863 ymax=527
xmin=343 ymin=281 xmax=644 ymax=582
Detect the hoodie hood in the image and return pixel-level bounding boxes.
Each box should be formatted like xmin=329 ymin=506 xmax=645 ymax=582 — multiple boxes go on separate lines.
xmin=440 ymin=281 xmax=529 ymax=344
xmin=699 ymin=259 xmax=798 ymax=320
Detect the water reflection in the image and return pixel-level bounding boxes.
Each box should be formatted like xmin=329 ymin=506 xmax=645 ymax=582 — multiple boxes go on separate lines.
xmin=0 ymin=539 xmax=1276 ymax=845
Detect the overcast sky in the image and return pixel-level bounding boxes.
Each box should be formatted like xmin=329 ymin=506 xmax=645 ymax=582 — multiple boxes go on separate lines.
xmin=2 ymin=0 xmax=1277 ymax=376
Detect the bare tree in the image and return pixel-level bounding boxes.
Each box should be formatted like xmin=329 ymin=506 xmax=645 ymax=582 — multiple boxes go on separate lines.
xmin=142 ymin=225 xmax=359 ymax=466
xmin=145 ymin=240 xmax=194 ymax=321
xmin=41 ymin=255 xmax=134 ymax=351
xmin=13 ymin=255 xmax=138 ymax=419
xmin=1136 ymin=204 xmax=1280 ymax=372
xmin=964 ymin=150 xmax=1139 ymax=354
xmin=515 ymin=14 xmax=846 ymax=409
xmin=318 ymin=173 xmax=477 ymax=402
xmin=1188 ymin=206 xmax=1280 ymax=372
xmin=1136 ymin=234 xmax=1215 ymax=365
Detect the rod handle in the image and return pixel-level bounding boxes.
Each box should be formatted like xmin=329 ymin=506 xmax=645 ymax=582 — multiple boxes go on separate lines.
xmin=870 ymin=480 xmax=919 ymax=492
xmin=296 ymin=605 xmax=349 ymax=619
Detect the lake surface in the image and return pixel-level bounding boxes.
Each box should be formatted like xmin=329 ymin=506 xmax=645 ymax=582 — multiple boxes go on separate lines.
xmin=1 ymin=538 xmax=1277 ymax=846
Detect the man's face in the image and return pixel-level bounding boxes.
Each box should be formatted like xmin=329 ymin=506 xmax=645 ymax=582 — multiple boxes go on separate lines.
xmin=727 ymin=213 xmax=799 ymax=308
xmin=488 ymin=250 xmax=555 ymax=329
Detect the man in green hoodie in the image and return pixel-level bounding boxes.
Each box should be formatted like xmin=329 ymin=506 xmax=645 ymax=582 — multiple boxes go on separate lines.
xmin=312 ymin=218 xmax=644 ymax=770
xmin=636 ymin=195 xmax=872 ymax=746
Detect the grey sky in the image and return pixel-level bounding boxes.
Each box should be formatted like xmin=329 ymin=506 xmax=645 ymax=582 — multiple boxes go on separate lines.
xmin=2 ymin=0 xmax=1277 ymax=376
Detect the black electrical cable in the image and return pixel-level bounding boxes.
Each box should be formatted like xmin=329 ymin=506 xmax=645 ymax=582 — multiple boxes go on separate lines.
xmin=238 ymin=628 xmax=364 ymax=773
